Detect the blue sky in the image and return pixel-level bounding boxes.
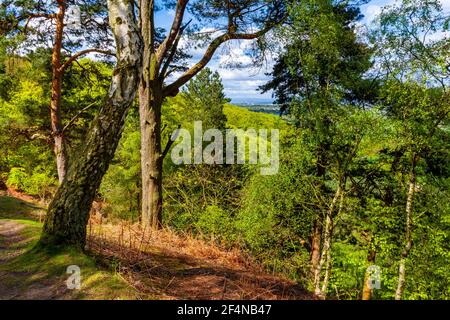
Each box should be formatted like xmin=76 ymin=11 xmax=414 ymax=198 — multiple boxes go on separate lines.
xmin=156 ymin=0 xmax=450 ymax=103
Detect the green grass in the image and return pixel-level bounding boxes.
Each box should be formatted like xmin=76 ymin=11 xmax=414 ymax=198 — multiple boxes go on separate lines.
xmin=0 ymin=195 xmax=44 ymax=220
xmin=0 ymin=195 xmax=141 ymax=299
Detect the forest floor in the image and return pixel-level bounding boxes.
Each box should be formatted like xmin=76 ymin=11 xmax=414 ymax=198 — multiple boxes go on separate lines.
xmin=0 ymin=194 xmax=313 ymax=300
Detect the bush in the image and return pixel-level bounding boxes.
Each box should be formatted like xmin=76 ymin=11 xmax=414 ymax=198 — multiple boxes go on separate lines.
xmin=7 ymin=167 xmax=56 ymax=200
xmin=7 ymin=167 xmax=28 ymax=190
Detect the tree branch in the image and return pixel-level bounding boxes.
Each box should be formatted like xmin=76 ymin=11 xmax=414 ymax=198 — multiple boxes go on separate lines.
xmin=62 ymin=102 xmax=99 ymax=133
xmin=159 ymin=19 xmax=192 ymax=81
xmin=156 ymin=0 xmax=189 ymax=66
xmin=162 ymin=27 xmax=272 ymax=97
xmin=161 ymin=125 xmax=181 ymax=160
xmin=59 ymin=49 xmax=115 ymax=72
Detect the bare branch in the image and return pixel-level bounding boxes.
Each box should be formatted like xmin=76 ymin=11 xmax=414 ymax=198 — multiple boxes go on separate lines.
xmin=156 ymin=0 xmax=189 ymax=65
xmin=59 ymin=49 xmax=115 ymax=72
xmin=62 ymin=102 xmax=99 ymax=133
xmin=159 ymin=19 xmax=192 ymax=81
xmin=161 ymin=125 xmax=181 ymax=160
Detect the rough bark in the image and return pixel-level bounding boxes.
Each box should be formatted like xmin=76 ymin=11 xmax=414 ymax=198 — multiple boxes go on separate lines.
xmin=394 ymin=155 xmax=417 ymax=300
xmin=139 ymin=82 xmax=163 ymax=229
xmin=40 ymin=0 xmax=143 ymax=248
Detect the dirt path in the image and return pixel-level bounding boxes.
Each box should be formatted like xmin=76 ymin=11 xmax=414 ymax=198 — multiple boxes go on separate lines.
xmin=0 ymin=220 xmax=70 ymax=299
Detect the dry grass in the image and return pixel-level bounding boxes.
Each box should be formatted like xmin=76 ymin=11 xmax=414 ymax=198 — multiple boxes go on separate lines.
xmin=1 ymin=191 xmax=313 ymax=300
xmin=86 ymin=218 xmax=314 ymax=300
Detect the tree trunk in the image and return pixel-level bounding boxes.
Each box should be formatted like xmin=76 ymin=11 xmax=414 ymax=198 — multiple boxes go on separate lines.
xmin=310 ymin=144 xmax=327 ymax=283
xmin=314 ymin=182 xmax=342 ymax=298
xmin=139 ymin=83 xmax=163 ymax=229
xmin=320 ymin=189 xmax=344 ymax=297
xmin=40 ymin=0 xmax=143 ymax=248
xmin=51 ymin=1 xmax=68 ymax=182
xmin=394 ymin=155 xmax=417 ymax=300
xmin=310 ymin=218 xmax=322 ymax=280
xmin=138 ymin=1 xmax=163 ymax=230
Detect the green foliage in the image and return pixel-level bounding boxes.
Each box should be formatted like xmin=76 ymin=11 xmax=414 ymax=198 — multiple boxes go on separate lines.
xmin=6 ymin=167 xmax=56 ymax=199
xmin=1 ymin=0 xmax=449 ymax=300
xmin=100 ymin=108 xmax=141 ymax=221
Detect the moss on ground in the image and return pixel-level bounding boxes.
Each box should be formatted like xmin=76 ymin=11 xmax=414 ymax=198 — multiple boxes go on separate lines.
xmin=0 ymin=195 xmax=141 ymax=300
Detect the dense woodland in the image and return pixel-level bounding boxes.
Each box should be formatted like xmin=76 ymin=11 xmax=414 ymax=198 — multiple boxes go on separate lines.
xmin=0 ymin=0 xmax=449 ymax=300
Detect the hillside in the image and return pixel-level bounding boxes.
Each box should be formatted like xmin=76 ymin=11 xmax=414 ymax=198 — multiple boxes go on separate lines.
xmin=0 ymin=194 xmax=312 ymax=300
xmin=224 ymin=104 xmax=288 ymax=130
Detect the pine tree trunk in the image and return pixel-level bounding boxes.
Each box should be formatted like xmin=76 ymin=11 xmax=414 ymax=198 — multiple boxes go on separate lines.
xmin=40 ymin=0 xmax=143 ymax=248
xmin=51 ymin=1 xmax=68 ymax=182
xmin=395 ymin=155 xmax=417 ymax=300
xmin=139 ymin=82 xmax=163 ymax=229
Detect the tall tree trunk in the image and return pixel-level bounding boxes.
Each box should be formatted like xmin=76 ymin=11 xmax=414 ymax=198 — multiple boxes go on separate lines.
xmin=139 ymin=0 xmax=164 ymax=230
xmin=51 ymin=1 xmax=68 ymax=182
xmin=139 ymin=82 xmax=163 ymax=229
xmin=40 ymin=0 xmax=143 ymax=248
xmin=310 ymin=144 xmax=327 ymax=282
xmin=395 ymin=154 xmax=417 ymax=300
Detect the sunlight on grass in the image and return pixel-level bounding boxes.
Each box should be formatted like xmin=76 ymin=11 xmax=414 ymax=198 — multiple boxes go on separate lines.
xmin=0 ymin=196 xmax=140 ymax=300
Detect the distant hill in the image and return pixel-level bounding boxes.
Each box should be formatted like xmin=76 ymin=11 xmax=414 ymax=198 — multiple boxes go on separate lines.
xmin=232 ymin=101 xmax=281 ymax=115
xmin=224 ymin=104 xmax=288 ymax=131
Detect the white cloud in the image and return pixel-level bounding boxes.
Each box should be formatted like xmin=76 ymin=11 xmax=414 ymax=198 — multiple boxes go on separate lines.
xmin=440 ymin=0 xmax=450 ymax=10
xmin=364 ymin=4 xmax=382 ymax=22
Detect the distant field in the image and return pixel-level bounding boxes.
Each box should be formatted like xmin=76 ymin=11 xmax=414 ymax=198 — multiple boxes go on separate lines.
xmin=233 ymin=102 xmax=281 ymax=115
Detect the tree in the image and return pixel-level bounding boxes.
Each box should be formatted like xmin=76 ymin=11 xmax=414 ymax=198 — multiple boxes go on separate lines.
xmin=183 ymin=68 xmax=229 ymax=129
xmin=1 ymin=0 xmax=113 ymax=182
xmin=39 ymin=0 xmax=143 ymax=247
xmin=137 ymin=0 xmax=286 ymax=229
xmin=260 ymin=0 xmax=373 ymax=297
xmin=373 ymin=0 xmax=449 ymax=299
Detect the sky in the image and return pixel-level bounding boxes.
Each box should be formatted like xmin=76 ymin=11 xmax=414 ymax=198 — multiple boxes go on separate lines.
xmin=155 ymin=0 xmax=450 ymax=104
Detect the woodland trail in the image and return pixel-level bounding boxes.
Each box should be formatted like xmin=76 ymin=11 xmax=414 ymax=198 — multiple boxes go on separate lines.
xmin=0 ymin=220 xmax=70 ymax=299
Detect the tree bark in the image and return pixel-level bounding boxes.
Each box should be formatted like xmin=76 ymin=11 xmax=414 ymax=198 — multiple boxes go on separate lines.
xmin=320 ymin=189 xmax=344 ymax=297
xmin=40 ymin=0 xmax=143 ymax=248
xmin=139 ymin=82 xmax=163 ymax=229
xmin=394 ymin=154 xmax=417 ymax=300
xmin=51 ymin=1 xmax=68 ymax=182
